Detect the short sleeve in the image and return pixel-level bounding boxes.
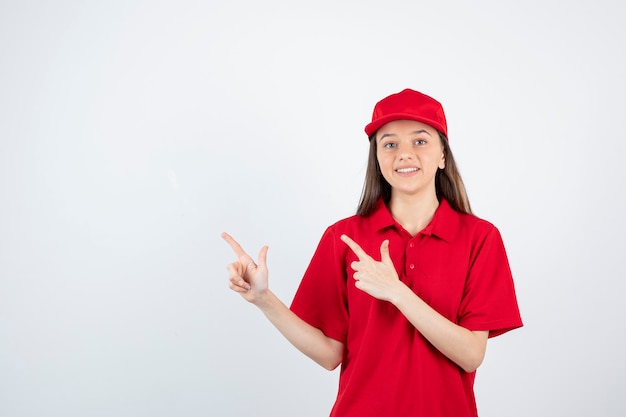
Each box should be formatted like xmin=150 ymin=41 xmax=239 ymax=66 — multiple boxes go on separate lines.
xmin=458 ymin=226 xmax=523 ymax=338
xmin=290 ymin=227 xmax=350 ymax=343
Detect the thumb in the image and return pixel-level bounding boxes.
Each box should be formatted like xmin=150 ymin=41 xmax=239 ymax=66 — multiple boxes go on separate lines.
xmin=380 ymin=240 xmax=393 ymax=265
xmin=257 ymin=245 xmax=269 ymax=269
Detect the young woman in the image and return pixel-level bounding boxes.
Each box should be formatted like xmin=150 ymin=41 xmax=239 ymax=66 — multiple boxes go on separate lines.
xmin=222 ymin=88 xmax=523 ymax=417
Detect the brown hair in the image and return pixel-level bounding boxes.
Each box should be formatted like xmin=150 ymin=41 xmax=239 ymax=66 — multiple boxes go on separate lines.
xmin=356 ymin=132 xmax=472 ymax=216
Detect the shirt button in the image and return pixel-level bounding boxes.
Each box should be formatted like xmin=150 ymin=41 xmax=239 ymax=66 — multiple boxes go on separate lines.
xmin=409 ymin=242 xmax=415 ymax=248
xmin=409 ymin=264 xmax=415 ymax=270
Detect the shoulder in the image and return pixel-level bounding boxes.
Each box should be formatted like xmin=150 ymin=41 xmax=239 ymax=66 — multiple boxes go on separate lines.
xmin=453 ymin=212 xmax=510 ymax=263
xmin=434 ymin=200 xmax=501 ymax=243
xmin=458 ymin=213 xmax=505 ymax=250
xmin=324 ymin=213 xmax=369 ymax=237
xmin=459 ymin=211 xmax=499 ymax=233
xmin=315 ymin=209 xmax=386 ymax=256
xmin=324 ymin=200 xmax=386 ymax=232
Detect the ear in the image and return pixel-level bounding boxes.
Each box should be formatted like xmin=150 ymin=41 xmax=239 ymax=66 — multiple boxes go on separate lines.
xmin=438 ymin=152 xmax=446 ymax=169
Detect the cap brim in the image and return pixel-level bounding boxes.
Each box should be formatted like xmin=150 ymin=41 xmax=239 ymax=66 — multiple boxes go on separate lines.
xmin=365 ymin=113 xmax=445 ymax=138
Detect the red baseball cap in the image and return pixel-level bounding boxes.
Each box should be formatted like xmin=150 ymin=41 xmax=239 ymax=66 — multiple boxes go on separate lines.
xmin=364 ymin=89 xmax=448 ymax=139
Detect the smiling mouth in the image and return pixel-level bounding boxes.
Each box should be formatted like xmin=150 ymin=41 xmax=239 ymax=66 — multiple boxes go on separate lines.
xmin=395 ymin=167 xmax=419 ymax=173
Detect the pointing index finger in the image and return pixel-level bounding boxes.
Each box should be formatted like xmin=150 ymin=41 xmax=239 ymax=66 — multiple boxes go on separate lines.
xmin=340 ymin=234 xmax=370 ymax=260
xmin=221 ymin=232 xmax=248 ymax=258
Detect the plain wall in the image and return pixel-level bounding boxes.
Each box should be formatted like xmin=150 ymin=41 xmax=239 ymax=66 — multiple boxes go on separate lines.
xmin=1 ymin=1 xmax=625 ymax=416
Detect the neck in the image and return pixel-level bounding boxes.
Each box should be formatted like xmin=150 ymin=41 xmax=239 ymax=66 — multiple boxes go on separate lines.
xmin=388 ymin=192 xmax=440 ymax=236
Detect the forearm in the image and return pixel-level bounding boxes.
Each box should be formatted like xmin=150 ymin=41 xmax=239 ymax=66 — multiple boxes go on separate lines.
xmin=390 ymin=284 xmax=488 ymax=373
xmin=254 ymin=290 xmax=344 ymax=371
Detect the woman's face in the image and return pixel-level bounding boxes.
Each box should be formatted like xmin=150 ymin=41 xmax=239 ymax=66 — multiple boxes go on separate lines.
xmin=376 ymin=119 xmax=445 ymax=199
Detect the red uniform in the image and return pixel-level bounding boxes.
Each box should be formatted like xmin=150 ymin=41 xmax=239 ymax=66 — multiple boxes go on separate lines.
xmin=290 ymin=198 xmax=523 ymax=417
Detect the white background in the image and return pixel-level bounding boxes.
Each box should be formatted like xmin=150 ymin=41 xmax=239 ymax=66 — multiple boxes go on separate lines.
xmin=1 ymin=1 xmax=625 ymax=416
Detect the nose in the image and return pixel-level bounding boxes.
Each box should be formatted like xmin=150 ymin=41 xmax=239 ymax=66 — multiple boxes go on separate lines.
xmin=397 ymin=142 xmax=415 ymax=160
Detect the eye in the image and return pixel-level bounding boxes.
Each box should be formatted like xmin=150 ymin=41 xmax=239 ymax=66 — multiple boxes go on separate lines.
xmin=383 ymin=142 xmax=397 ymax=149
xmin=414 ymin=139 xmax=427 ymax=146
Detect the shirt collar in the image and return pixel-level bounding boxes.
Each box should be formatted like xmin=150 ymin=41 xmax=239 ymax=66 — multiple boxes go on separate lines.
xmin=420 ymin=199 xmax=459 ymax=242
xmin=368 ymin=199 xmax=396 ymax=231
xmin=368 ymin=198 xmax=460 ymax=243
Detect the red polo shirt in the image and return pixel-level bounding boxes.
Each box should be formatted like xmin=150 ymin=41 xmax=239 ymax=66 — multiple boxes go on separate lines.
xmin=290 ymin=199 xmax=523 ymax=417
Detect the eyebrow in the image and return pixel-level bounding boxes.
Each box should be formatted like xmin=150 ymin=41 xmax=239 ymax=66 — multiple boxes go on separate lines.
xmin=378 ymin=129 xmax=432 ymax=141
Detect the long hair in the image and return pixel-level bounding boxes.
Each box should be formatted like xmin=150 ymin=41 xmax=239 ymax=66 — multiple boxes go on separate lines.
xmin=356 ymin=132 xmax=472 ymax=216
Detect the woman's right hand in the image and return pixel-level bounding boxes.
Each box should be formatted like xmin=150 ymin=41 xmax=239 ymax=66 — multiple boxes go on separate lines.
xmin=222 ymin=232 xmax=344 ymax=370
xmin=221 ymin=232 xmax=269 ymax=304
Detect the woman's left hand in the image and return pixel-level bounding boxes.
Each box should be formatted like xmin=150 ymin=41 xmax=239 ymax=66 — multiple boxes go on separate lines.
xmin=340 ymin=234 xmax=405 ymax=302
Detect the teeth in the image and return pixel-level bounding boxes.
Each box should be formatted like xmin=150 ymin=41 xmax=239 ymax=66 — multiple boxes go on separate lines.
xmin=396 ymin=168 xmax=418 ymax=173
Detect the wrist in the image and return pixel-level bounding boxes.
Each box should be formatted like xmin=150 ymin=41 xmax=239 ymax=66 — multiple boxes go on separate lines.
xmin=389 ymin=282 xmax=417 ymax=308
xmin=251 ymin=289 xmax=274 ymax=309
